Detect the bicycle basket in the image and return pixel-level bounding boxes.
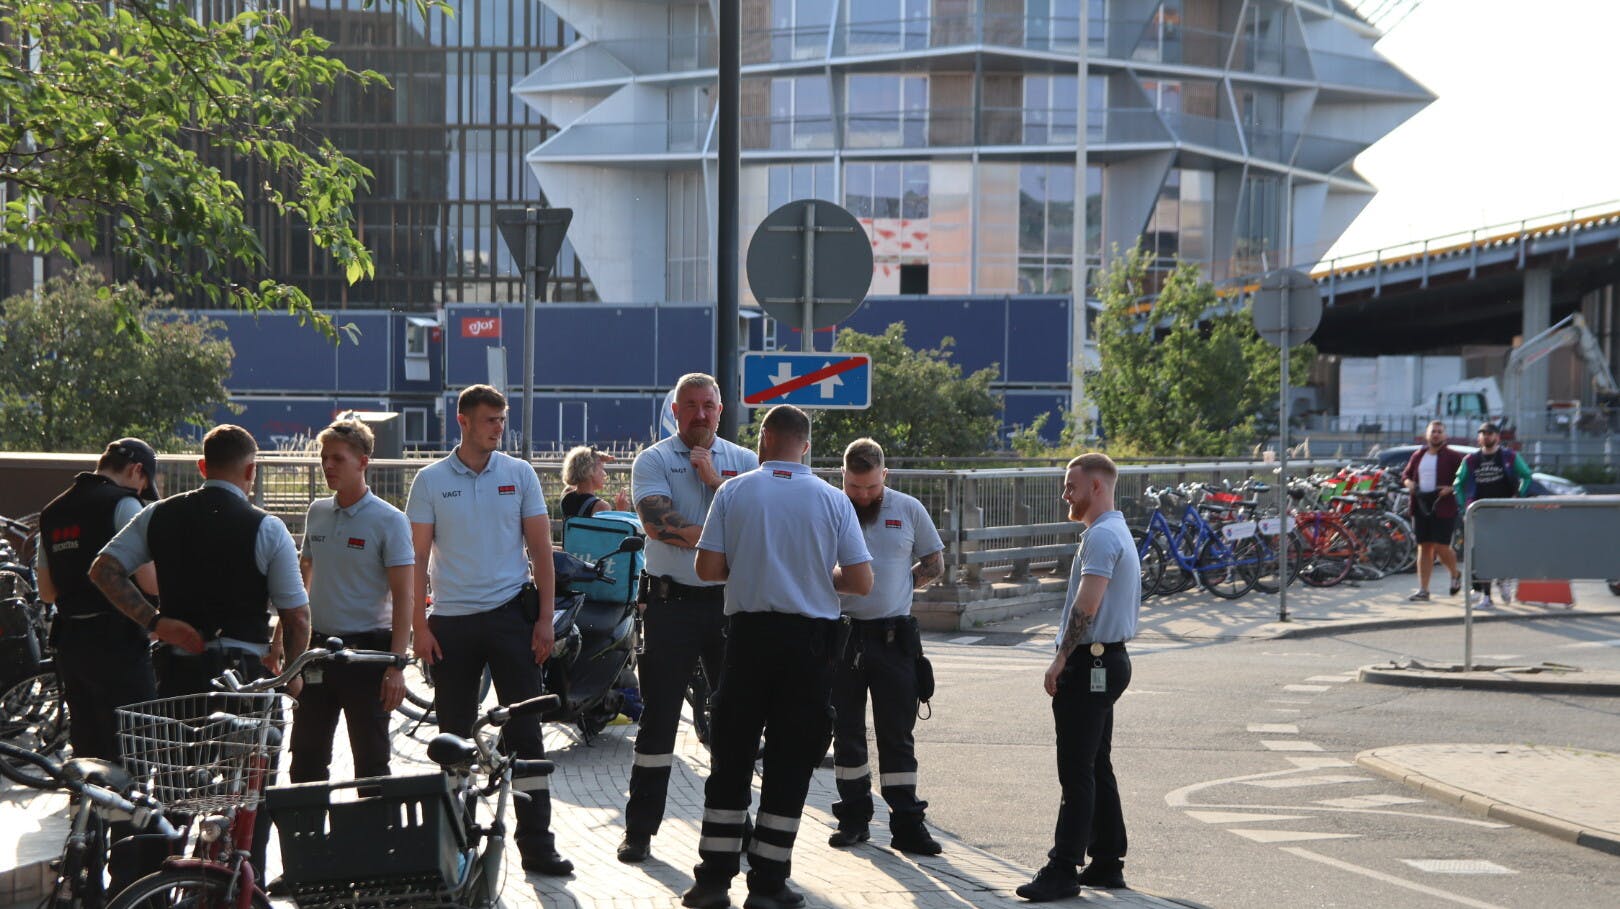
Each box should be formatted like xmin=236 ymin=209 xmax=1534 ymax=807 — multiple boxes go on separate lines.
xmin=267 ymin=772 xmax=468 ymax=909
xmin=116 ymin=691 xmax=290 ymax=813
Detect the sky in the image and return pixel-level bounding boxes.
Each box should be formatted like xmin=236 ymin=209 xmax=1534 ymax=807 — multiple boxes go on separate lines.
xmin=1324 ymin=0 xmax=1620 ymax=260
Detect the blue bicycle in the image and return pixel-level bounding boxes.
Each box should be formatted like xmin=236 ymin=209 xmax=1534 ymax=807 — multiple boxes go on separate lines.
xmin=1134 ymin=487 xmax=1263 ymax=599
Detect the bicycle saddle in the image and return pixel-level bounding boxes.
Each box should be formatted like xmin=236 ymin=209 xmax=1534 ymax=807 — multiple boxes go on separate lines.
xmin=427 ymin=732 xmax=478 ymax=768
xmin=61 ymin=758 xmax=134 ymax=794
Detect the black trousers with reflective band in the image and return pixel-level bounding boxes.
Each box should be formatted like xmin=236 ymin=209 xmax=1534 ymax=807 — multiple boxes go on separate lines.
xmin=428 ymin=598 xmax=553 ymax=849
xmin=695 ymin=612 xmax=837 ymax=893
xmin=626 ymin=592 xmax=727 ymax=836
xmin=290 ymin=629 xmax=394 ymax=783
xmin=831 ymin=622 xmax=925 ymax=830
xmin=1048 ymin=646 xmax=1131 ymax=868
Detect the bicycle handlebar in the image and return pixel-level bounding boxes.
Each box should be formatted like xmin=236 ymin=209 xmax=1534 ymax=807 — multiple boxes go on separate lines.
xmin=0 ymin=741 xmax=178 ymax=839
xmin=213 ymin=641 xmax=408 ymax=693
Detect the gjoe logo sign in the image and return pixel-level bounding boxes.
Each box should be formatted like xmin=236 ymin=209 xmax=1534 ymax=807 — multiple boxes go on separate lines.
xmin=461 ymin=317 xmax=501 ymax=338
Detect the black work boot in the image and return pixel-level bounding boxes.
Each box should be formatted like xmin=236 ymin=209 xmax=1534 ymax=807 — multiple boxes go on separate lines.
xmin=1078 ymin=858 xmax=1127 ymax=889
xmin=682 ymin=880 xmax=732 ymax=909
xmin=1015 ymin=862 xmax=1080 ymax=902
xmin=742 ymin=881 xmax=805 ymax=909
xmin=827 ymin=824 xmax=870 ymax=848
xmin=889 ymin=820 xmax=942 ymax=856
xmin=517 ymin=834 xmax=573 ymax=876
xmin=617 ymin=832 xmax=651 ymax=863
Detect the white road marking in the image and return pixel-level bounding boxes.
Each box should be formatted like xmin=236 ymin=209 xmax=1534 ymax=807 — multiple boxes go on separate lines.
xmin=1559 ymin=638 xmax=1620 ymax=649
xmin=1475 ymin=654 xmax=1521 ymax=661
xmin=1286 ymin=757 xmax=1354 ymax=769
xmin=948 ymin=635 xmax=985 ymax=644
xmin=1262 ymin=740 xmax=1324 ymax=752
xmin=1230 ymin=829 xmax=1359 ymax=844
xmin=1271 ymin=708 xmax=1302 ymax=714
xmin=1305 ymin=675 xmax=1352 ymax=683
xmin=1316 ymin=794 xmax=1425 ymax=809
xmin=1281 ymin=847 xmax=1510 ymax=909
xmin=1248 ymin=723 xmax=1300 ymax=734
xmin=1402 ymin=859 xmax=1517 ymax=875
xmin=1269 ymin=698 xmax=1313 ymax=704
xmin=1179 ymin=801 xmax=1509 ymax=829
xmin=1284 ymin=684 xmax=1332 ymax=692
xmin=1262 ymin=651 xmax=1324 ymax=656
xmin=1243 ymin=774 xmax=1368 ymax=789
xmin=1185 ymin=810 xmax=1310 ymax=825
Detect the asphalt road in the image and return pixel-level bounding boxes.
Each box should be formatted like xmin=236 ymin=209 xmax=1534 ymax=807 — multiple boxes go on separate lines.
xmin=913 ymin=617 xmax=1620 ymax=908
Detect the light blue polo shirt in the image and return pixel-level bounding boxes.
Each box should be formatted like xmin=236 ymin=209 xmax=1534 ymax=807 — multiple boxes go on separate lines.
xmin=632 ymin=434 xmax=758 ymax=587
xmin=101 ymin=480 xmax=307 ymax=611
xmin=302 ymin=490 xmax=415 ymax=636
xmin=697 ymin=461 xmax=871 ymax=620
xmin=1056 ymin=510 xmax=1141 ymax=649
xmin=404 ymin=449 xmax=547 ymax=617
xmin=839 ymin=489 xmax=944 ymax=621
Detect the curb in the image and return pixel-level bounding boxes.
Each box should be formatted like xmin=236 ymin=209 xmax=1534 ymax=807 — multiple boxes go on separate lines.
xmin=1356 ymin=664 xmax=1620 ymax=696
xmin=0 ymin=857 xmax=52 ymax=907
xmin=1355 ymin=751 xmax=1620 ymax=857
xmin=1261 ymin=606 xmax=1620 ymax=641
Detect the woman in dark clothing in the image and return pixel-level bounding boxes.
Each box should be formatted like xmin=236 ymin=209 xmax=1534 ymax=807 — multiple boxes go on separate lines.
xmin=560 ymin=446 xmax=630 ymax=518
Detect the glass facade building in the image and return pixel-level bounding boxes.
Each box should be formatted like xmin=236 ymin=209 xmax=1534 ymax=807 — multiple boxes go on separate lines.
xmin=517 ymin=0 xmax=1430 ymax=309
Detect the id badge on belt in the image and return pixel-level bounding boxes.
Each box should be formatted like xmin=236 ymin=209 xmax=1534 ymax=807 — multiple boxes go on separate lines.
xmin=1088 ymin=641 xmax=1107 ymax=693
xmin=304 ymin=665 xmax=324 ymax=686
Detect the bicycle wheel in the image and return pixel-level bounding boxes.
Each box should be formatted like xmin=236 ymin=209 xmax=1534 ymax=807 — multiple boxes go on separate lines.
xmin=106 ymin=867 xmax=270 ymax=909
xmin=397 ymin=657 xmax=437 ymax=722
xmin=1133 ymin=529 xmax=1165 ymax=598
xmin=0 ymin=668 xmax=69 ymax=789
xmin=1253 ymin=527 xmax=1305 ymax=595
xmin=1195 ymin=537 xmax=1258 ymax=599
xmin=1299 ymin=518 xmax=1355 ymax=588
xmin=1159 ymin=531 xmax=1197 ymax=595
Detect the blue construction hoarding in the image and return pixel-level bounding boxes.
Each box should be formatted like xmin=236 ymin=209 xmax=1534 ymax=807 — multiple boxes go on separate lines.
xmin=202 ymin=295 xmax=1075 ymax=450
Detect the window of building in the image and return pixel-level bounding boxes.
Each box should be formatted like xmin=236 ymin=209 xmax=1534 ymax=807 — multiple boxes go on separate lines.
xmin=1026 ymin=0 xmax=1081 ymax=53
xmin=666 ymin=169 xmax=709 ymax=301
xmin=770 ymin=75 xmax=833 ymax=149
xmin=773 ymin=0 xmax=835 ymax=60
xmin=846 ymin=74 xmax=927 ymax=148
xmin=847 ymin=0 xmax=929 ymax=52
xmin=1018 ymin=163 xmax=1076 ymax=294
xmin=766 ymin=162 xmax=837 ymax=211
xmin=405 ymin=319 xmax=431 ymax=358
xmin=845 ymin=162 xmax=929 ymax=220
xmin=403 ymin=407 xmax=429 ymax=446
xmin=1023 ymin=74 xmax=1078 ymax=145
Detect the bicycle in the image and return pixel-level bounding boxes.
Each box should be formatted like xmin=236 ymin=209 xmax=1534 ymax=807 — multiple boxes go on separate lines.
xmin=0 ymin=739 xmax=178 ymax=909
xmin=1136 ymin=487 xmax=1259 ymax=600
xmin=0 ymin=661 xmax=70 ymax=789
xmin=106 ymin=641 xmax=405 ymax=909
xmin=266 ymin=691 xmax=558 ymax=909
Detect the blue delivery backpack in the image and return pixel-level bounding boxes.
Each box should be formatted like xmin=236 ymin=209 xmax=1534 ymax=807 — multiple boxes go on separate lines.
xmin=560 ymin=511 xmax=645 ymax=605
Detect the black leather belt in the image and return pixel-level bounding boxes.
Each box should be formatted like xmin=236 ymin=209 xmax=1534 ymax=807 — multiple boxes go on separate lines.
xmin=653 ymin=576 xmax=724 ymax=603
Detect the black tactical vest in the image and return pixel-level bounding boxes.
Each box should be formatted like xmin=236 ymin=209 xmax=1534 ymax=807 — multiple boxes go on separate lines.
xmin=146 ymin=486 xmax=273 ymax=644
xmin=38 ymin=473 xmax=141 ymax=618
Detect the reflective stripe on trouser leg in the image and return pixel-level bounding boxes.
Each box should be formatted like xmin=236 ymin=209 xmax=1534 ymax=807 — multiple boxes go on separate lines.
xmin=869 ymin=642 xmax=927 ymax=825
xmin=626 ymin=595 xmax=723 ymax=837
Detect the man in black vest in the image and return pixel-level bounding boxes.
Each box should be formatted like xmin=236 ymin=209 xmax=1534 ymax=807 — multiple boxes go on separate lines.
xmin=92 ymin=424 xmax=310 ymax=875
xmin=36 ymin=439 xmax=161 ymax=763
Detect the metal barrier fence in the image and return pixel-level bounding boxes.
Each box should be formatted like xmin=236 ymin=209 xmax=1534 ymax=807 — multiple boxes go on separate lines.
xmin=166 ymin=456 xmax=1342 ymax=590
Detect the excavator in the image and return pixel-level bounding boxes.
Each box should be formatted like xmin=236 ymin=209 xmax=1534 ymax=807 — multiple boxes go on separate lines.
xmin=1502 ymin=313 xmax=1620 ymax=438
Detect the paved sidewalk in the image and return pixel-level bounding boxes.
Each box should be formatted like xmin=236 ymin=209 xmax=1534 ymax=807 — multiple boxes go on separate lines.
xmin=1356 ymin=743 xmax=1620 ymax=856
xmin=973 ymin=573 xmax=1620 ymax=642
xmin=3 ymin=711 xmax=1194 ymax=909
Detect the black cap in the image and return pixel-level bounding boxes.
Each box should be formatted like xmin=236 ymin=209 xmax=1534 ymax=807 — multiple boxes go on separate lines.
xmin=107 ymin=437 xmax=161 ymax=502
xmin=1477 ymin=421 xmax=1501 ymax=435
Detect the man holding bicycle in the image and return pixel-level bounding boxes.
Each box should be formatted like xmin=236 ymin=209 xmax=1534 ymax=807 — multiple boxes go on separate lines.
xmin=291 ymin=419 xmax=413 ymax=783
xmin=405 ymin=384 xmax=570 ymax=877
xmin=37 ymin=438 xmax=161 ymax=763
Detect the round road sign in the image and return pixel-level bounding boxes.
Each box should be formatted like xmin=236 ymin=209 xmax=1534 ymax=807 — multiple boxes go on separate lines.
xmin=746 ymin=199 xmax=873 ymax=330
xmin=1251 ymin=268 xmax=1323 ymax=347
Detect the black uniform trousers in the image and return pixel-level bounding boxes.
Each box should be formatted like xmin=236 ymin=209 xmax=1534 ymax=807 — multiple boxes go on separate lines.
xmin=626 ymin=584 xmax=727 ymax=837
xmin=695 ymin=612 xmax=837 ymax=895
xmin=427 ymin=596 xmax=554 ymax=853
xmin=1048 ymin=644 xmax=1131 ymax=869
xmin=831 ymin=617 xmax=927 ymax=834
xmin=289 ymin=628 xmax=394 ymax=783
xmin=52 ymin=615 xmax=157 ymax=762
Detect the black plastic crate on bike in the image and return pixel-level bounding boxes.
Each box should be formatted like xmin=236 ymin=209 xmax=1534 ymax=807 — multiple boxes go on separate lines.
xmin=267 ymin=772 xmax=467 ymax=906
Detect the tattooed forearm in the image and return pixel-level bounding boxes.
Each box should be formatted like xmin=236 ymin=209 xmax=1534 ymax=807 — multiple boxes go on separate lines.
xmin=1057 ymin=607 xmax=1095 ymax=662
xmin=89 ymin=554 xmax=157 ymax=629
xmin=636 ymin=495 xmax=700 ymax=548
xmin=912 ymin=551 xmax=944 ymax=588
xmin=278 ymin=606 xmax=311 ymax=664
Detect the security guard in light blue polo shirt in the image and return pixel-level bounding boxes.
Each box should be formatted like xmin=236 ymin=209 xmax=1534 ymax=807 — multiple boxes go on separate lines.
xmin=828 ymin=438 xmax=946 ymax=856
xmin=404 ymin=384 xmax=570 ymax=877
xmin=682 ymin=405 xmax=872 ymax=909
xmin=619 ymin=372 xmax=757 ymax=864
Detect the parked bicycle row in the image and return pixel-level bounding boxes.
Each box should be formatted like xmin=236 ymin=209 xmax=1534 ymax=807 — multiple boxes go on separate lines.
xmin=1131 ymin=463 xmax=1419 ymax=601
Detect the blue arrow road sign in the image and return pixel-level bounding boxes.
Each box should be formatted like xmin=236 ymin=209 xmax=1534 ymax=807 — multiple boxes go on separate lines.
xmin=741 ymin=352 xmax=872 ymax=410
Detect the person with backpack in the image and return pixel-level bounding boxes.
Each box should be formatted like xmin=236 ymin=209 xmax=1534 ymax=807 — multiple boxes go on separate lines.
xmin=1452 ymin=421 xmax=1533 ymax=606
xmin=559 ymin=445 xmax=629 ymax=518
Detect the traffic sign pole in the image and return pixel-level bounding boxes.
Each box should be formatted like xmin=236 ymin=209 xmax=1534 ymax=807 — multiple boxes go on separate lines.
xmin=1278 ymin=296 xmax=1290 ymax=623
xmin=800 ymin=204 xmax=815 ymax=460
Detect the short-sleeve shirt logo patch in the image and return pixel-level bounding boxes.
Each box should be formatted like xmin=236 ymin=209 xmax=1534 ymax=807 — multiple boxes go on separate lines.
xmin=772 ymin=470 xmax=793 ymax=479
xmin=498 ymin=484 xmax=517 ymax=495
xmin=721 ymin=469 xmax=738 ymax=477
xmin=346 ymin=537 xmax=366 ymax=550
xmin=885 ymin=519 xmax=903 ymax=529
